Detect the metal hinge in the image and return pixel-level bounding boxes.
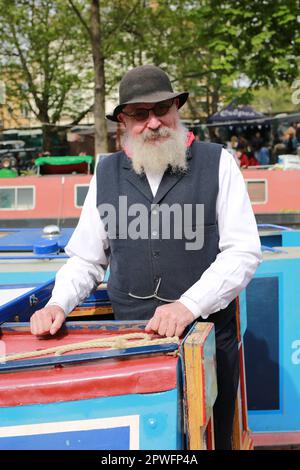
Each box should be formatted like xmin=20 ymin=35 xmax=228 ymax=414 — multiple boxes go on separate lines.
xmin=29 ymin=294 xmax=39 ymax=306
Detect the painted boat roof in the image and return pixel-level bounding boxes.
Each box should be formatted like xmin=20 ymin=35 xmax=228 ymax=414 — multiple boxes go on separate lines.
xmin=0 ymin=255 xmax=66 ymax=272
xmin=263 ymin=246 xmax=300 ymax=260
xmin=0 ymin=322 xmax=178 ymax=407
xmin=0 ymin=279 xmax=110 ymax=324
xmin=0 ymin=286 xmax=34 ymax=307
xmin=0 ymin=228 xmax=73 ymax=252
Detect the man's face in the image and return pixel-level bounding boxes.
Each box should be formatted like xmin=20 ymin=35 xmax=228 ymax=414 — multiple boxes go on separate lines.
xmin=117 ymin=97 xmax=188 ymax=175
xmin=118 ymin=98 xmax=180 ymax=141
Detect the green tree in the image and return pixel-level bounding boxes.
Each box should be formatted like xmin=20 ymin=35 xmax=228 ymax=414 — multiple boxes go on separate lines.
xmin=67 ymin=0 xmax=141 ymax=154
xmin=251 ymin=83 xmax=300 ymax=114
xmin=127 ymin=0 xmax=300 ymax=118
xmin=1 ymin=0 xmax=299 ymax=152
xmin=0 ymin=0 xmax=94 ymax=151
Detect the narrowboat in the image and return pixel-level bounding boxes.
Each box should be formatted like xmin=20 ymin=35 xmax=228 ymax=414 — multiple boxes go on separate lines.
xmin=0 ymin=313 xmax=251 ymax=450
xmin=0 ymin=156 xmax=93 ymax=228
xmin=0 ymin=225 xmax=251 ymax=450
xmin=242 ymin=167 xmax=300 ymax=225
xmin=1 ymin=157 xmax=300 ymax=227
xmin=0 ymin=226 xmax=112 ymax=322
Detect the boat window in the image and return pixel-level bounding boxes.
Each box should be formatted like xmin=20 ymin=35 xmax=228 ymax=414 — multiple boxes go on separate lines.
xmin=245 ymin=180 xmax=267 ymax=204
xmin=0 ymin=188 xmax=14 ymax=209
xmin=0 ymin=186 xmax=35 ymax=210
xmin=16 ymin=187 xmax=34 ymax=209
xmin=75 ymin=185 xmax=89 ymax=208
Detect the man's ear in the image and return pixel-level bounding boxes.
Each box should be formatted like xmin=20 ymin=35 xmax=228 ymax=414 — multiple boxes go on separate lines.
xmin=174 ymin=98 xmax=180 ymax=108
xmin=117 ymin=113 xmax=125 ymax=125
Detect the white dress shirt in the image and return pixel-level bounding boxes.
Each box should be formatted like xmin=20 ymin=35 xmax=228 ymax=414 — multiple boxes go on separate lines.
xmin=47 ymin=148 xmax=262 ymax=319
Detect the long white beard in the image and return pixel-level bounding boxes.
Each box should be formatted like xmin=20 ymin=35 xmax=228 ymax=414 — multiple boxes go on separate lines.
xmin=123 ymin=122 xmax=188 ymax=175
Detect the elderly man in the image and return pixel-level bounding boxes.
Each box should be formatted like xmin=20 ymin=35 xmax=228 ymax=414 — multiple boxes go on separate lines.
xmin=30 ymin=65 xmax=261 ymax=449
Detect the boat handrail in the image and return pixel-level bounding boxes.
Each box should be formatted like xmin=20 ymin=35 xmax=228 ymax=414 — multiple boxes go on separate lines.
xmin=257 ymin=224 xmax=293 ymax=232
xmin=261 ymin=245 xmax=287 ymax=254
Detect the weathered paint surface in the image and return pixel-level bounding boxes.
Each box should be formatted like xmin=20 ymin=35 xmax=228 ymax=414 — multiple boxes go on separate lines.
xmin=0 ymin=390 xmax=179 ymax=450
xmin=242 ymin=248 xmax=300 ymax=444
xmin=0 ymin=322 xmax=181 ymax=450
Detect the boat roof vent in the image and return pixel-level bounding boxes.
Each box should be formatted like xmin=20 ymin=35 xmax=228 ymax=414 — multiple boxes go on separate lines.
xmin=33 ymin=240 xmax=59 ymax=255
xmin=43 ymin=225 xmax=61 ymax=237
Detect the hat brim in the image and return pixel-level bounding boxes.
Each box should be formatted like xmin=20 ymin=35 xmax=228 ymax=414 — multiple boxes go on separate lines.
xmin=106 ymin=91 xmax=189 ymax=122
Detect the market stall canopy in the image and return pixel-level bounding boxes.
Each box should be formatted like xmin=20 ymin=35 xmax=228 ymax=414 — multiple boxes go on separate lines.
xmin=35 ymin=155 xmax=93 ymax=175
xmin=207 ymin=102 xmax=265 ymax=125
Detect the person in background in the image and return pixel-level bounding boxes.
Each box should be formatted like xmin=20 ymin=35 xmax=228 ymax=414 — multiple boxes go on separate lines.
xmin=251 ymin=131 xmax=263 ymax=155
xmin=210 ymin=128 xmax=223 ymax=144
xmin=256 ymin=146 xmax=270 ymax=165
xmin=236 ymin=145 xmax=259 ymax=168
xmin=251 ymin=132 xmax=270 ymax=165
xmin=230 ymin=135 xmax=238 ymax=150
xmin=283 ymin=127 xmax=298 ymax=154
xmin=226 ymin=135 xmax=240 ymax=167
xmin=296 ymin=124 xmax=300 ymax=156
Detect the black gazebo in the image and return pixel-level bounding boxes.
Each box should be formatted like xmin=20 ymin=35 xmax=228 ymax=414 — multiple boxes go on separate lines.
xmin=207 ymin=102 xmax=265 ymax=125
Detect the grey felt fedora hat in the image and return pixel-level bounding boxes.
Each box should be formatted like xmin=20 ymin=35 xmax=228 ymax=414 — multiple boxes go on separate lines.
xmin=106 ymin=65 xmax=189 ymax=122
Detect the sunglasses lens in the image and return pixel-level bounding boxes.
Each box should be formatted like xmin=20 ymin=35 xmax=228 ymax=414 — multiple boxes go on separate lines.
xmin=133 ymin=109 xmax=150 ymax=121
xmin=123 ymin=99 xmax=174 ymax=121
xmin=154 ymin=101 xmax=173 ymax=116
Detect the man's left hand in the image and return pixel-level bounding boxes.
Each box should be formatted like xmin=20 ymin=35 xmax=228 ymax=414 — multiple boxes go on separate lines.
xmin=145 ymin=301 xmax=194 ymax=337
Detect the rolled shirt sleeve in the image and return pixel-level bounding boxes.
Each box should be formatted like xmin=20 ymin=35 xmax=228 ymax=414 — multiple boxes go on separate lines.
xmin=179 ymin=148 xmax=262 ymax=319
xmin=47 ymin=174 xmax=109 ymax=315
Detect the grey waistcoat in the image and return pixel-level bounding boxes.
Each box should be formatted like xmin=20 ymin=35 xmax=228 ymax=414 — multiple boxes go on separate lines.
xmin=96 ymin=141 xmax=235 ymax=331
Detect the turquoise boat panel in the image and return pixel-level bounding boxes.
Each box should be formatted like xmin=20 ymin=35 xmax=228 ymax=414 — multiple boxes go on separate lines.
xmin=0 ymin=271 xmax=56 ymax=286
xmin=242 ymin=253 xmax=300 ymax=433
xmin=0 ymin=390 xmax=180 ymax=450
xmin=282 ymin=230 xmax=300 ymax=247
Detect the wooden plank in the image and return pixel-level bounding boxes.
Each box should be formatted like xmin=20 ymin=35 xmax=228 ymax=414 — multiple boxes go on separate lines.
xmin=232 ymin=299 xmax=254 ymax=450
xmin=183 ymin=322 xmax=217 ymax=450
xmin=232 ymin=383 xmax=243 ymax=449
xmin=69 ymin=305 xmax=113 ymax=317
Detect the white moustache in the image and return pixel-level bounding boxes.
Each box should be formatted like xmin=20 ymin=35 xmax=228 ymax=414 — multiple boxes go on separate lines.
xmin=142 ymin=127 xmax=171 ymax=142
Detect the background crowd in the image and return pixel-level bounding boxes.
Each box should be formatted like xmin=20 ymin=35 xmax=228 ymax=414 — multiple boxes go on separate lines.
xmin=205 ymin=121 xmax=300 ymax=169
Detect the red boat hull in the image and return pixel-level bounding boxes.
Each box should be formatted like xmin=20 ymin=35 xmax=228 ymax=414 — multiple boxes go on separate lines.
xmin=1 ymin=170 xmax=300 ymax=226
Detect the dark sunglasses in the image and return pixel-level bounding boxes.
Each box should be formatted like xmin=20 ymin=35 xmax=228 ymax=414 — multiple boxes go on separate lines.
xmin=121 ymin=99 xmax=175 ymax=121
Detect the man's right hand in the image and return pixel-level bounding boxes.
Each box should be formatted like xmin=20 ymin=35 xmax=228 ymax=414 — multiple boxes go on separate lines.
xmin=30 ymin=305 xmax=66 ymax=336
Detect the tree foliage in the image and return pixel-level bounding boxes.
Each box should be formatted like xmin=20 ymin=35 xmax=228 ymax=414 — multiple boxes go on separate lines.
xmin=0 ymin=0 xmax=299 ymax=150
xmin=0 ymin=0 xmax=93 ymax=127
xmin=127 ymin=0 xmax=300 ymax=117
xmin=251 ymin=82 xmax=300 ymax=114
